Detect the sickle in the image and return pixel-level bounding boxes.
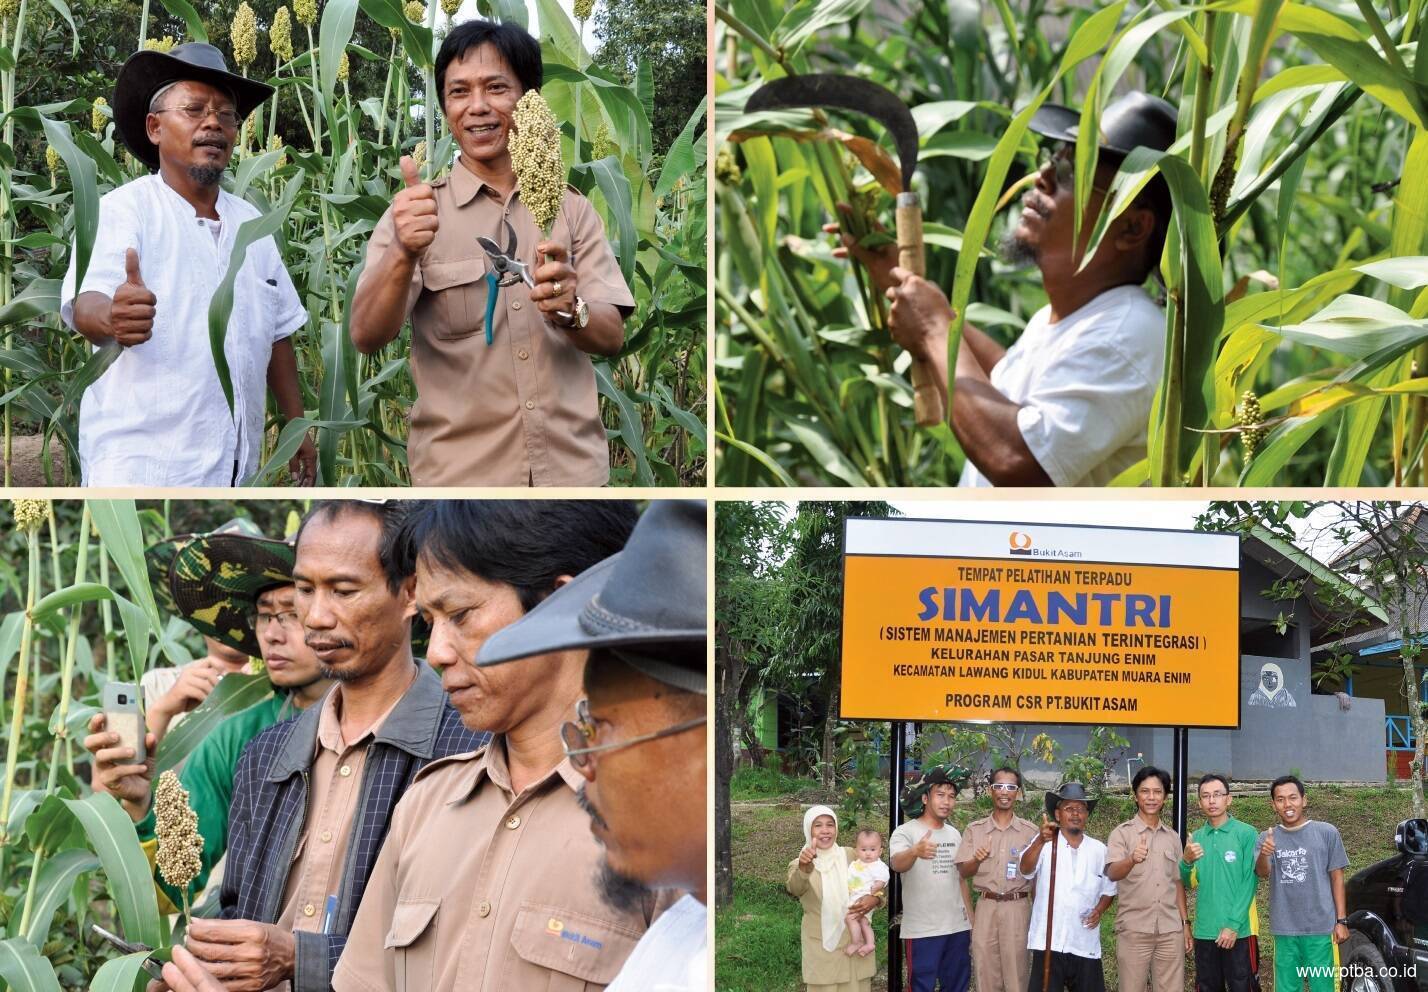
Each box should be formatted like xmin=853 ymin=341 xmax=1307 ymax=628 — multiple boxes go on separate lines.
xmin=745 ymin=74 xmax=943 ymax=428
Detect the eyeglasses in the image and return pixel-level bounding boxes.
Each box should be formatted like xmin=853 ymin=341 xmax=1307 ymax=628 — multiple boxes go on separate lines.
xmin=990 ymin=783 xmax=1020 ymax=793
xmin=1036 ymin=143 xmax=1111 ymax=196
xmin=251 ymin=610 xmax=301 ymax=632
xmin=1199 ymin=791 xmax=1229 ymax=800
xmin=153 ymin=104 xmax=241 ymax=129
xmin=559 ymin=698 xmax=706 ymax=770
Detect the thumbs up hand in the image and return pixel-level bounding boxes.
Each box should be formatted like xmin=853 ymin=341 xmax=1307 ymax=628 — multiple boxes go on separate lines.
xmin=1184 ymin=840 xmax=1205 ymax=863
xmin=1132 ymin=836 xmax=1149 ymax=864
xmin=110 ymin=247 xmax=157 ymax=347
xmin=1260 ymin=833 xmax=1275 ymax=858
xmin=798 ymin=843 xmax=815 ymax=874
xmin=1040 ymin=813 xmax=1057 ymax=844
xmin=914 ymin=830 xmax=938 ymax=860
xmin=393 ymin=154 xmax=439 ymax=259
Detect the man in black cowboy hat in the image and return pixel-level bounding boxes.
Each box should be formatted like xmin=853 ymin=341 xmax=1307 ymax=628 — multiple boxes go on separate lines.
xmin=891 ymin=763 xmax=975 ymax=992
xmin=834 ymin=90 xmax=1177 ymax=487
xmin=1019 ymin=782 xmax=1118 ymax=992
xmin=60 ymin=42 xmax=315 ymax=487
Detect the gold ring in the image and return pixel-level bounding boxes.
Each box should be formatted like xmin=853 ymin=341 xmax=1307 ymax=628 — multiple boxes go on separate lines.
xmin=553 ymin=280 xmax=563 ymax=295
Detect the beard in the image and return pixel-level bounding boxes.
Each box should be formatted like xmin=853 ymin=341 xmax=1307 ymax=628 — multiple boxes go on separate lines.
xmin=577 ymin=786 xmax=650 ymax=911
xmin=188 ymin=164 xmax=224 ymax=186
xmin=998 ymin=224 xmax=1040 ymax=268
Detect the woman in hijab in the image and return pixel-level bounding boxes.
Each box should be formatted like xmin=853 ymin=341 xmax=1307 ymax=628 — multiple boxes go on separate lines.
xmin=786 ymin=804 xmax=885 ymax=991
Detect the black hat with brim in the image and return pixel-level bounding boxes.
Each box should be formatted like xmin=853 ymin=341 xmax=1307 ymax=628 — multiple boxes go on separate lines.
xmin=475 ymin=500 xmax=706 ymax=694
xmin=114 ymin=43 xmax=273 ymax=169
xmin=1027 ymin=91 xmax=1179 ymax=162
xmin=169 ymin=532 xmax=296 ymax=657
xmin=1045 ymin=781 xmax=1099 ymax=817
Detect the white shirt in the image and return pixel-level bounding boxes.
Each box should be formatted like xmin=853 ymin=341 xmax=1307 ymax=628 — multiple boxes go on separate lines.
xmin=959 ymin=284 xmax=1165 ymax=487
xmin=605 ymin=894 xmax=706 ymax=992
xmin=60 ymin=173 xmax=307 ymax=486
xmin=890 ymin=819 xmax=971 ymax=939
xmin=1023 ymin=833 xmax=1117 ymax=958
xmin=848 ymin=858 xmax=891 ymax=901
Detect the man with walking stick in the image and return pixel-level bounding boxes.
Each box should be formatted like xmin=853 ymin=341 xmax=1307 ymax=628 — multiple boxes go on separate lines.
xmin=1019 ymin=782 xmax=1117 ymax=992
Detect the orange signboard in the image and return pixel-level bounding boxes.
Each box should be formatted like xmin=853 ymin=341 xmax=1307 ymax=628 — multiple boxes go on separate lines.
xmin=840 ymin=518 xmax=1240 ymax=728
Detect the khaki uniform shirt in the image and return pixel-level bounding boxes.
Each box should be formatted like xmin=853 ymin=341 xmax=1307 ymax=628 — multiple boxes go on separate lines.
xmin=954 ymin=813 xmax=1038 ymax=895
xmin=272 ymin=685 xmax=403 ymax=992
xmin=1106 ymin=815 xmax=1184 ymax=934
xmin=331 ymin=736 xmax=654 ymax=991
xmin=359 ymin=158 xmax=636 ymax=487
xmin=785 ymin=849 xmax=881 ymax=986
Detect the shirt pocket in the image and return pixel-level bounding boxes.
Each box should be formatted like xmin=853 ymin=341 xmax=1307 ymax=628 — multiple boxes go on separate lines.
xmin=383 ymin=897 xmax=439 ymax=992
xmin=508 ymin=902 xmax=642 ymax=991
xmin=421 ymin=256 xmax=490 ymax=341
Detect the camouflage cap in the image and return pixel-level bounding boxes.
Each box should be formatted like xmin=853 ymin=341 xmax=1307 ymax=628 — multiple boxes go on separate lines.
xmin=902 ymin=762 xmax=972 ymax=818
xmin=169 ymin=530 xmax=296 ymax=656
xmin=146 ymin=518 xmax=263 ymax=616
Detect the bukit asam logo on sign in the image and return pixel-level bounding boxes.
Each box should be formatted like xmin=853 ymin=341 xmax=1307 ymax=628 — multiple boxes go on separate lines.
xmin=840 ymin=517 xmax=1241 ymax=729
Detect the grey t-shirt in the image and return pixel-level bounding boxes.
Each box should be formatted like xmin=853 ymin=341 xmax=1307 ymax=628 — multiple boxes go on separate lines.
xmin=1256 ymin=820 xmax=1349 ymax=935
xmin=890 ymin=819 xmax=971 ymax=939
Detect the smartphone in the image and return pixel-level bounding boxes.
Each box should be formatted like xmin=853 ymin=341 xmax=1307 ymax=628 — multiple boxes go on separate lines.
xmin=101 ymin=682 xmax=145 ymax=764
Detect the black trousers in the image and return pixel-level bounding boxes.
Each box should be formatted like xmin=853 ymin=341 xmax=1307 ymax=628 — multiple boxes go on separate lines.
xmin=1028 ymin=950 xmax=1106 ymax=992
xmin=1193 ymin=936 xmax=1261 ymax=992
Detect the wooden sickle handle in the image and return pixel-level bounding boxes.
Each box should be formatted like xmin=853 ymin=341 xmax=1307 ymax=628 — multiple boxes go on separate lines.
xmin=895 ymin=192 xmax=945 ymax=428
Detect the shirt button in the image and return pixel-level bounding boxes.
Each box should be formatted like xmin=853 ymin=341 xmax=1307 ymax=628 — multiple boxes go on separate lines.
xmin=524 ymin=400 xmax=534 ymax=410
xmin=512 ymin=300 xmax=522 ymax=310
xmin=303 ymin=904 xmax=316 ymax=917
xmin=506 ymin=815 xmax=521 ymax=830
xmin=478 ymin=901 xmax=491 ymax=918
xmin=339 ymin=765 xmax=352 ymax=777
xmin=321 ymin=830 xmax=333 ymax=843
xmin=517 ymin=349 xmax=529 ymax=360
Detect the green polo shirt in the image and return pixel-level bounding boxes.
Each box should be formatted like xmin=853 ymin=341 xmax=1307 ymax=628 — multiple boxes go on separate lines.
xmin=136 ymin=691 xmax=292 ymax=909
xmin=1180 ymin=814 xmax=1260 ymax=940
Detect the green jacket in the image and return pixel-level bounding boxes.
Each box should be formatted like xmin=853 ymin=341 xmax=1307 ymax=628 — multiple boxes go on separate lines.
xmin=137 ymin=692 xmax=294 ymax=910
xmin=1180 ymin=814 xmax=1260 ymax=940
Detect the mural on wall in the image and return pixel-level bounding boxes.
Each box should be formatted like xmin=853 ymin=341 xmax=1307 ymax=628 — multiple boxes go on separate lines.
xmin=1247 ymin=662 xmax=1298 ymax=709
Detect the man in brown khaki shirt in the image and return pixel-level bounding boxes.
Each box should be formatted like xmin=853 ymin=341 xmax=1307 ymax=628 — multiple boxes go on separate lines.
xmin=1105 ymin=766 xmax=1190 ymax=992
xmin=332 ymin=499 xmax=655 ymax=991
xmin=350 ymin=20 xmax=634 ymax=487
xmin=955 ymin=767 xmax=1039 ymax=992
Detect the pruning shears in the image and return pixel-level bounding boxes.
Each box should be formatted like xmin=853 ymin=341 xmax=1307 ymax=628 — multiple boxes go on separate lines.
xmin=476 ymin=219 xmax=573 ymax=343
xmin=91 ymin=923 xmax=166 ymax=980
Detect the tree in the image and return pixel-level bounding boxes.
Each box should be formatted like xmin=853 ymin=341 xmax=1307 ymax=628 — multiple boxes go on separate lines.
xmin=713 ymin=500 xmax=788 ymax=908
xmin=591 ymin=0 xmax=704 ymax=156
xmin=779 ymin=501 xmax=896 ymax=792
xmin=1206 ymin=500 xmax=1428 ymax=816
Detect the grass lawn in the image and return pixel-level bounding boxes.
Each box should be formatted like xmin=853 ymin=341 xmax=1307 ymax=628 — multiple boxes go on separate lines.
xmin=716 ymin=783 xmax=1413 ymax=992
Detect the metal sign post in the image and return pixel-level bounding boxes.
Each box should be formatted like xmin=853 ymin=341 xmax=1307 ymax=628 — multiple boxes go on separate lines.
xmin=887 ymin=720 xmax=905 ymax=992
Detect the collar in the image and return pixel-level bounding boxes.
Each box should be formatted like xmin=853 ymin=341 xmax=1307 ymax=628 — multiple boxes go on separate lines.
xmin=1205 ymin=814 xmax=1238 ymax=833
xmin=1132 ymin=813 xmax=1172 ymax=833
xmin=452 ymin=734 xmax=583 ymax=804
xmin=447 ymin=156 xmax=508 ymax=208
xmin=154 ymin=170 xmax=229 ymax=222
xmin=265 ymin=660 xmax=447 ymax=782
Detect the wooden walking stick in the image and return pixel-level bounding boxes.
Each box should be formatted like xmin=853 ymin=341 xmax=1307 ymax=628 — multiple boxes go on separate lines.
xmin=1042 ymin=811 xmax=1059 ymax=992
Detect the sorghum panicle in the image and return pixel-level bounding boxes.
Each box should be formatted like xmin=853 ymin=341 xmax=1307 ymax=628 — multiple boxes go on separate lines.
xmin=510 ymin=90 xmax=565 ymax=235
xmin=231 ymin=2 xmax=258 ymax=69
xmin=91 ymin=97 xmax=108 ymax=133
xmin=1235 ymin=390 xmax=1268 ymax=458
xmin=143 ymin=35 xmax=177 ymax=52
xmin=404 ymin=0 xmax=425 ymax=23
xmin=440 ymin=0 xmax=460 ymax=15
xmin=337 ymin=50 xmax=349 ymax=82
xmin=155 ymin=771 xmax=204 ymax=892
xmin=11 ymin=500 xmax=48 ymax=533
xmin=270 ymin=6 xmax=293 ymax=63
xmin=574 ymin=0 xmax=595 ymax=21
xmin=293 ymin=0 xmax=317 ymax=27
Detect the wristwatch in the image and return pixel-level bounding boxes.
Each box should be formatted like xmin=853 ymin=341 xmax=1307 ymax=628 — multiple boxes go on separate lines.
xmin=569 ymin=296 xmax=589 ymax=329
xmin=1336 ymin=917 xmax=1350 ymax=926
